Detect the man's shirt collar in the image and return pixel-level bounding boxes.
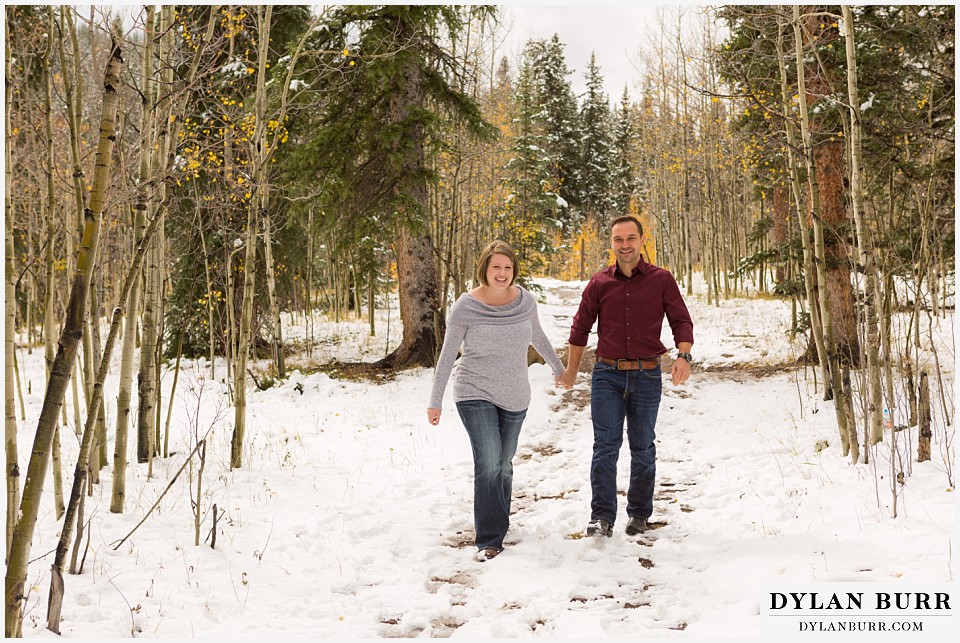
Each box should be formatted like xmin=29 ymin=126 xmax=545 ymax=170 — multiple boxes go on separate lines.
xmin=612 ymin=258 xmax=647 ymax=279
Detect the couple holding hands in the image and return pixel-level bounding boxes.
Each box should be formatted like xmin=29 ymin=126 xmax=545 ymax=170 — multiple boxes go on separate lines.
xmin=427 ymin=216 xmax=695 ymax=562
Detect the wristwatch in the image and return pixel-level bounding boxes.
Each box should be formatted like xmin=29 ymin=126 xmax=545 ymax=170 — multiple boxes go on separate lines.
xmin=676 ymin=352 xmax=693 ymax=363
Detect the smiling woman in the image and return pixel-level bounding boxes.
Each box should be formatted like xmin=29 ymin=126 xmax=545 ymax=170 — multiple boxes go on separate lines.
xmin=426 ymin=240 xmax=568 ymax=561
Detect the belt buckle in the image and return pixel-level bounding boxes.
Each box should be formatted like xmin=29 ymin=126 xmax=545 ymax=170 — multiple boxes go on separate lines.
xmin=616 ymin=358 xmax=631 ymax=371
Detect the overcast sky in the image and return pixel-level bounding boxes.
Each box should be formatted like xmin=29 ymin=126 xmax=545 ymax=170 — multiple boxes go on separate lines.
xmin=501 ymin=4 xmax=714 ymax=102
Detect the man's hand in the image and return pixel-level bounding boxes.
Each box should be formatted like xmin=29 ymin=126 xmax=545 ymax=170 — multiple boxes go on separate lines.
xmin=671 ymin=357 xmax=691 ymax=386
xmin=427 ymin=408 xmax=441 ymax=425
xmin=559 ymin=368 xmax=577 ymax=389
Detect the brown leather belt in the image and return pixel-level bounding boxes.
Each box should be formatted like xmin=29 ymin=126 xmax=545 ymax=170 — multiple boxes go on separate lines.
xmin=596 ymin=356 xmax=660 ymax=371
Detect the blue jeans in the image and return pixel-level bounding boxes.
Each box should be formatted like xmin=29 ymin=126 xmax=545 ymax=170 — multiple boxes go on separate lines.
xmin=590 ymin=361 xmax=662 ymax=525
xmin=455 ymin=399 xmax=527 ymax=551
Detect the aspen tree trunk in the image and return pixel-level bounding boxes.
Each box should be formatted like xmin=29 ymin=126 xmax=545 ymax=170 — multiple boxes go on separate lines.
xmin=841 ymin=363 xmax=860 ymax=462
xmin=841 ymin=5 xmax=883 ymax=445
xmin=198 ymin=204 xmax=216 ymax=379
xmin=57 ymin=9 xmax=95 ymax=429
xmin=87 ymin=278 xmax=104 ymax=486
xmin=64 ymin=8 xmax=101 ymax=437
xmin=112 ymin=4 xmax=154 ymax=512
xmin=44 ymin=7 xmax=65 ymax=520
xmin=224 ymin=5 xmax=235 ymax=185
xmin=25 ymin=226 xmax=35 ymax=350
xmin=5 ymin=7 xmax=20 ymax=560
xmin=5 ymin=42 xmax=123 ymax=638
xmin=225 ymin=246 xmax=240 ymax=399
xmin=306 ymin=209 xmax=314 ymax=357
xmin=792 ymin=7 xmax=852 ymax=458
xmin=138 ymin=5 xmax=178 ymax=465
xmin=775 ymin=13 xmax=829 ymax=387
xmin=137 ymin=227 xmax=160 ymax=463
xmin=57 ymin=6 xmax=85 ymax=240
xmin=228 ymin=4 xmax=319 ymax=465
xmin=917 ymin=371 xmax=931 ymax=463
xmin=263 ymin=210 xmax=285 ymax=378
xmin=49 ymin=196 xmax=164 ymax=635
xmin=232 ymin=5 xmax=273 ymax=469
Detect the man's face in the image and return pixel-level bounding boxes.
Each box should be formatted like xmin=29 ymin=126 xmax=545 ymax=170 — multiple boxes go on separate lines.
xmin=610 ymin=221 xmax=644 ymax=269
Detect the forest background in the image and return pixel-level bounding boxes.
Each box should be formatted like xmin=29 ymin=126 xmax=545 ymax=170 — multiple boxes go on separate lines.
xmin=2 ymin=3 xmax=955 ymax=637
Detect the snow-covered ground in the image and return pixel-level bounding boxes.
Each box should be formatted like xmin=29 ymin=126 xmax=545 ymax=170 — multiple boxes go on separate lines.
xmin=10 ymin=275 xmax=956 ymax=640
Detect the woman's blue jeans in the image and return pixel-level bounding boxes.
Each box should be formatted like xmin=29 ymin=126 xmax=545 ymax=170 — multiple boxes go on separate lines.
xmin=589 ymin=361 xmax=662 ymax=525
xmin=455 ymin=399 xmax=527 ymax=551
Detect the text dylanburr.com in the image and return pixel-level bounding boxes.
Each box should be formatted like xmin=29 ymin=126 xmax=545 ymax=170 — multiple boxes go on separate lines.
xmin=761 ymin=583 xmax=955 ymax=637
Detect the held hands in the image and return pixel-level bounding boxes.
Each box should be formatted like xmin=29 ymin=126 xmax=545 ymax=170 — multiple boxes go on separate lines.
xmin=558 ymin=368 xmax=577 ymax=390
xmin=430 ymin=373 xmax=572 ymax=425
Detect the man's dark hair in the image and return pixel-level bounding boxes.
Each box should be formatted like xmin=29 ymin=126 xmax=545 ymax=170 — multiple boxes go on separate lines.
xmin=610 ymin=216 xmax=643 ymax=237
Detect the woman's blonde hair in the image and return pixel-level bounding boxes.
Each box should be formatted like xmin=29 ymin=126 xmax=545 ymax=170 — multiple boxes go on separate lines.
xmin=475 ymin=240 xmax=518 ymax=287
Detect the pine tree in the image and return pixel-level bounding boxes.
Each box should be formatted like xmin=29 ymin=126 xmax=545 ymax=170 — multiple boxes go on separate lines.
xmin=527 ymin=35 xmax=582 ymax=225
xmin=610 ymin=85 xmax=636 ymax=218
xmin=292 ymin=4 xmax=495 ymax=368
xmin=579 ymin=52 xmax=615 ymax=227
xmin=499 ymin=57 xmax=559 ymax=274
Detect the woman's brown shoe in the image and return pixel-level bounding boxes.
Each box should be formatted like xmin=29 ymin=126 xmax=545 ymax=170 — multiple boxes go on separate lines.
xmin=476 ymin=547 xmax=500 ymax=561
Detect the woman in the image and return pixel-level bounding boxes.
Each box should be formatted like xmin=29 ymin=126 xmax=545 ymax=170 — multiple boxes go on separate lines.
xmin=427 ymin=240 xmax=568 ymax=562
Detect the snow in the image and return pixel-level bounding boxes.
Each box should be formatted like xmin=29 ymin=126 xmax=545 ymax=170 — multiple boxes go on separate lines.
xmin=10 ymin=275 xmax=956 ymax=640
xmin=218 ymin=60 xmax=248 ymax=78
xmin=860 ymin=93 xmax=876 ymax=113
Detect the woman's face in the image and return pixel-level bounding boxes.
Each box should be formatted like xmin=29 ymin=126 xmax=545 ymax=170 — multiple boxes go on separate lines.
xmin=485 ymin=253 xmax=514 ymax=290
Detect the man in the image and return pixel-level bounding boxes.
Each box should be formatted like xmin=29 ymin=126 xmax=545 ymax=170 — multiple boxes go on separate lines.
xmin=560 ymin=216 xmax=694 ymax=537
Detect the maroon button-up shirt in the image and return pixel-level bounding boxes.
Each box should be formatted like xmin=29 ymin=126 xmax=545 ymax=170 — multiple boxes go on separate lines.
xmin=568 ymin=258 xmax=694 ymax=359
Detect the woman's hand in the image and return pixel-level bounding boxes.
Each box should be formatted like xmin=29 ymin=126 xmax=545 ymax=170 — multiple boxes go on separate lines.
xmin=427 ymin=408 xmax=441 ymax=425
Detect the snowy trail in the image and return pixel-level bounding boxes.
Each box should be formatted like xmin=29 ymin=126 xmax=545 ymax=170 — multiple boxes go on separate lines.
xmin=15 ymin=278 xmax=954 ymax=639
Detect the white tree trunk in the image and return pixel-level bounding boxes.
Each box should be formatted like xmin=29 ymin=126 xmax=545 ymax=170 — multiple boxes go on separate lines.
xmin=113 ymin=4 xmax=155 ymax=511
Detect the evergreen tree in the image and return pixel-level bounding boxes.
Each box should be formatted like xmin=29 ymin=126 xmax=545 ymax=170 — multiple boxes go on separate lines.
xmin=526 ymin=35 xmax=582 ymax=225
xmin=578 ymin=52 xmax=614 ymax=227
xmin=610 ymin=85 xmax=636 ymax=217
xmin=499 ymin=57 xmax=560 ymax=275
xmin=290 ymin=4 xmax=495 ymax=368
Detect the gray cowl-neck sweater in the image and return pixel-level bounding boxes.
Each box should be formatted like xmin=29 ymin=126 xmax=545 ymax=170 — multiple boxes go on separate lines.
xmin=429 ymin=286 xmax=565 ymax=412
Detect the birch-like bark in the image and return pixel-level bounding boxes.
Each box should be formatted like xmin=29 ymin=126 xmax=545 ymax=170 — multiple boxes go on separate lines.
xmin=56 ymin=6 xmax=85 ymax=236
xmin=4 ymin=7 xmax=20 ymax=560
xmin=44 ymin=6 xmax=65 ymax=520
xmin=113 ymin=4 xmax=154 ymax=511
xmin=197 ymin=199 xmax=216 ymax=379
xmin=231 ymin=5 xmax=322 ymax=465
xmin=49 ymin=207 xmax=164 ymax=634
xmin=134 ymin=5 xmax=218 ymax=463
xmin=917 ymin=371 xmax=931 ymax=463
xmin=841 ymin=5 xmax=883 ymax=445
xmin=263 ymin=210 xmax=285 ymax=378
xmin=775 ymin=11 xmax=829 ymax=388
xmin=232 ymin=5 xmax=273 ymax=468
xmin=64 ymin=8 xmax=100 ymax=435
xmin=138 ymin=5 xmax=176 ymax=465
xmin=792 ymin=5 xmax=851 ymax=455
xmin=306 ymin=209 xmax=315 ymax=357
xmin=136 ymin=218 xmax=160 ymax=464
xmin=5 ymin=41 xmax=123 ymax=638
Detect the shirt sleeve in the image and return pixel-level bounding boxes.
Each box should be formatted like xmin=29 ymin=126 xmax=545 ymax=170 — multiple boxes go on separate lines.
xmin=529 ymin=303 xmax=565 ymax=376
xmin=568 ymin=277 xmax=599 ymax=347
xmin=429 ymin=322 xmax=467 ymax=409
xmin=663 ymin=277 xmax=694 ymax=348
